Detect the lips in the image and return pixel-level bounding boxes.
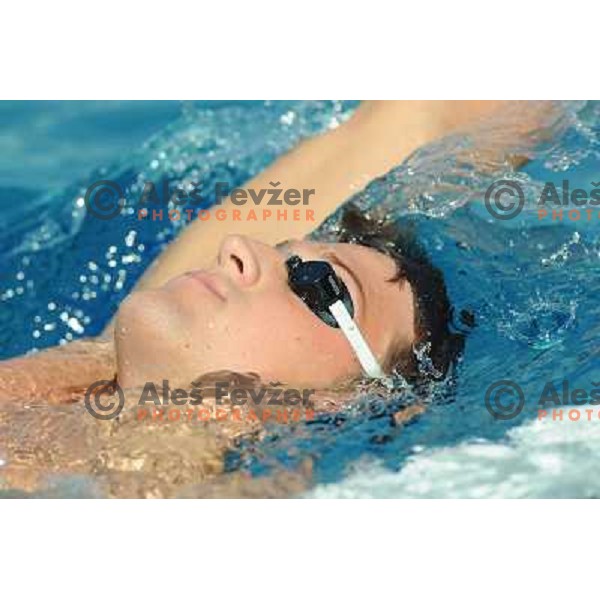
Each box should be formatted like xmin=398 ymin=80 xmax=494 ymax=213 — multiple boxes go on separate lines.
xmin=187 ymin=270 xmax=228 ymax=301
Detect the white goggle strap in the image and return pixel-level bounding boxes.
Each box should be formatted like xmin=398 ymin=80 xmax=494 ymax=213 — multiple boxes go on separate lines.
xmin=328 ymin=299 xmax=389 ymax=381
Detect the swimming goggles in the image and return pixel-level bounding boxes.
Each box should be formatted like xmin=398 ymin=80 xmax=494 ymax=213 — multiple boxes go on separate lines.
xmin=286 ymin=254 xmax=387 ymax=380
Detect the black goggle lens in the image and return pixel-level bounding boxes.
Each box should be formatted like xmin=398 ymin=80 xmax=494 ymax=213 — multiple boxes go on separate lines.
xmin=286 ymin=254 xmax=354 ymax=328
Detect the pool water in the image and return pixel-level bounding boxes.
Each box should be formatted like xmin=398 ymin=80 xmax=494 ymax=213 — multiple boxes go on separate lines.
xmin=1 ymin=100 xmax=599 ymax=497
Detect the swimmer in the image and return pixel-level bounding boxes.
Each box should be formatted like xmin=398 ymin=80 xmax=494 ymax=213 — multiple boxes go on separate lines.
xmin=0 ymin=202 xmax=462 ymax=401
xmin=0 ymin=100 xmax=565 ymax=496
xmin=0 ymin=101 xmax=553 ymax=402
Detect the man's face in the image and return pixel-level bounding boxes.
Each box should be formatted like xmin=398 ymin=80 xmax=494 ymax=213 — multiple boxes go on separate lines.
xmin=115 ymin=235 xmax=416 ymax=388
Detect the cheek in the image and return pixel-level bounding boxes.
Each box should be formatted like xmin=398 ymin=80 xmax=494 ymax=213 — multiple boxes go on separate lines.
xmin=218 ymin=297 xmax=358 ymax=383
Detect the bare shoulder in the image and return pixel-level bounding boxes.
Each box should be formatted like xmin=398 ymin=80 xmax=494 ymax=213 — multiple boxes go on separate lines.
xmin=0 ymin=339 xmax=115 ymax=405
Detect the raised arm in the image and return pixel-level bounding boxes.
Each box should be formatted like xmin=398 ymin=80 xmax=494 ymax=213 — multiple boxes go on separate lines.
xmin=133 ymin=101 xmax=509 ymax=292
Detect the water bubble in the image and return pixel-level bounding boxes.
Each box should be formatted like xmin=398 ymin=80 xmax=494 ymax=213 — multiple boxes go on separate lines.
xmin=280 ymin=111 xmax=296 ymax=126
xmin=125 ymin=230 xmax=137 ymax=247
xmin=67 ymin=317 xmax=84 ymax=334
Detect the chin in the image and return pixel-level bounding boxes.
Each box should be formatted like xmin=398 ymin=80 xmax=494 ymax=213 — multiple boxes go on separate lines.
xmin=114 ymin=291 xmax=184 ymax=388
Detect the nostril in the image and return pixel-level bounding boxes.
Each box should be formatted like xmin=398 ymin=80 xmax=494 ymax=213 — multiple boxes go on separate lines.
xmin=231 ymin=254 xmax=244 ymax=274
xmin=217 ymin=235 xmax=259 ymax=286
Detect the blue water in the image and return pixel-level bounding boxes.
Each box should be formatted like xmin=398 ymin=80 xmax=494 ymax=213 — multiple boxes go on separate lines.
xmin=0 ymin=100 xmax=357 ymax=357
xmin=2 ymin=100 xmax=599 ymax=497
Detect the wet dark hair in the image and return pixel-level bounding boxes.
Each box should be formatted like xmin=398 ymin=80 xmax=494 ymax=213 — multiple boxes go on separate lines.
xmin=336 ymin=203 xmax=469 ymax=385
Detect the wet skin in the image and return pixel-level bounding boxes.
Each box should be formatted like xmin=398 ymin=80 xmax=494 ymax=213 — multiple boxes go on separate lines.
xmin=115 ymin=235 xmax=416 ymax=389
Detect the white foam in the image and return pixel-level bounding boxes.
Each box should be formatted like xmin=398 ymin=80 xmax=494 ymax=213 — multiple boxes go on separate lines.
xmin=308 ymin=410 xmax=600 ymax=498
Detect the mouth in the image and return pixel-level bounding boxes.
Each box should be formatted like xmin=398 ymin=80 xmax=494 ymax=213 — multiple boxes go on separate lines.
xmin=186 ymin=270 xmax=228 ymax=301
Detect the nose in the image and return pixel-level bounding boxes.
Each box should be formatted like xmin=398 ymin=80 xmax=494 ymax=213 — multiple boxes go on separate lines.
xmin=217 ymin=235 xmax=260 ymax=287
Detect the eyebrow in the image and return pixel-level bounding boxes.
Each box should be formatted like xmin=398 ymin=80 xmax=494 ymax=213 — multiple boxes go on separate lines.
xmin=275 ymin=239 xmax=291 ymax=251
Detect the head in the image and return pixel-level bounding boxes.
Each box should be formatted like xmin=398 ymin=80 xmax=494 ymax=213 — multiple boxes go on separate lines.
xmin=115 ymin=204 xmax=465 ymax=389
